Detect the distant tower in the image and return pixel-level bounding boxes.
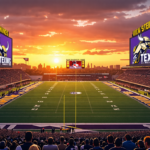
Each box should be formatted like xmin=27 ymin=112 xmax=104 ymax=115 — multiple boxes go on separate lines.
xmin=87 ymin=63 xmax=90 ymax=68
xmin=110 ymin=65 xmax=113 ymax=70
xmin=44 ymin=63 xmax=45 ymax=68
xmin=38 ymin=64 xmax=42 ymax=70
xmin=91 ymin=63 xmax=92 ymax=68
xmin=114 ymin=65 xmax=120 ymax=70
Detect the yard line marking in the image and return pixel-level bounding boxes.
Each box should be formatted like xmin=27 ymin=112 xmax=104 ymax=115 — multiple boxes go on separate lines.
xmin=34 ymin=105 xmax=40 ymax=107
xmin=38 ymin=96 xmax=110 ymax=98
xmin=81 ymin=82 xmax=93 ymax=113
xmin=1 ymin=115 xmax=149 ymax=117
xmin=111 ymin=105 xmax=117 ymax=107
xmin=55 ymin=83 xmax=67 ymax=113
xmin=31 ymin=108 xmax=38 ymax=111
xmin=114 ymin=108 xmax=120 ymax=110
xmin=100 ymin=93 xmax=105 ymax=95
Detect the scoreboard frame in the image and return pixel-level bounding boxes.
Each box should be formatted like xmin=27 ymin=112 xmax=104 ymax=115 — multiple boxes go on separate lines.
xmin=66 ymin=59 xmax=85 ymax=69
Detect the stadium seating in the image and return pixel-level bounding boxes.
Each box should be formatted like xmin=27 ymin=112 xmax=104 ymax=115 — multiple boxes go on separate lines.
xmin=116 ymin=69 xmax=150 ymax=90
xmin=0 ymin=69 xmax=31 ymax=86
xmin=0 ymin=129 xmax=149 ymax=150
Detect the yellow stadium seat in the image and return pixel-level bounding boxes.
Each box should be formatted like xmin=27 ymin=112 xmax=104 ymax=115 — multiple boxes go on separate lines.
xmin=140 ymin=100 xmax=150 ymax=102
xmin=143 ymin=101 xmax=150 ymax=104
xmin=11 ymin=95 xmax=18 ymax=97
xmin=0 ymin=100 xmax=7 ymax=105
xmin=131 ymin=96 xmax=149 ymax=101
xmin=1 ymin=99 xmax=10 ymax=101
xmin=19 ymin=92 xmax=24 ymax=94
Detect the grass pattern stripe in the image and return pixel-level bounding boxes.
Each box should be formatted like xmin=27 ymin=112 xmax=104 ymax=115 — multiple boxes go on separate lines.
xmin=81 ymin=82 xmax=93 ymax=113
xmin=55 ymin=83 xmax=67 ymax=113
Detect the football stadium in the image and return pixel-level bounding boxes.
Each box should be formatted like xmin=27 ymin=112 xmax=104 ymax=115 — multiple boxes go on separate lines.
xmin=1 ymin=1 xmax=150 ymax=150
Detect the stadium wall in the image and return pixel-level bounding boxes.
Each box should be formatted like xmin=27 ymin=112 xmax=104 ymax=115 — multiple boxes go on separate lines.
xmin=29 ymin=75 xmax=43 ymax=81
xmin=112 ymin=74 xmax=119 ymax=80
xmin=43 ymin=73 xmax=112 ymax=81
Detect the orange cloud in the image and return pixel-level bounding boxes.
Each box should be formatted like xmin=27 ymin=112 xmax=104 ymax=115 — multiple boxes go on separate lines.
xmin=114 ymin=16 xmax=118 ymax=19
xmin=39 ymin=32 xmax=62 ymax=37
xmin=72 ymin=19 xmax=96 ymax=27
xmin=13 ymin=51 xmax=26 ymax=55
xmin=44 ymin=15 xmax=48 ymax=18
xmin=58 ymin=13 xmax=63 ymax=16
xmin=80 ymin=39 xmax=116 ymax=43
xmin=82 ymin=49 xmax=117 ymax=55
xmin=4 ymin=15 xmax=9 ymax=19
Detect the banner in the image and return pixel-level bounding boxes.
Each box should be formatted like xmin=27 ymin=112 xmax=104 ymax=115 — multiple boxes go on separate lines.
xmin=0 ymin=33 xmax=12 ymax=68
xmin=23 ymin=58 xmax=29 ymax=61
xmin=130 ymin=28 xmax=150 ymax=66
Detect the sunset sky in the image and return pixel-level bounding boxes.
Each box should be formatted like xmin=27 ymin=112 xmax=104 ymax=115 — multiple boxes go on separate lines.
xmin=1 ymin=0 xmax=150 ymax=68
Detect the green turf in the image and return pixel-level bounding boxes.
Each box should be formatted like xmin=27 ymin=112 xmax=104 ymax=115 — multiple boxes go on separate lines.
xmin=0 ymin=81 xmax=150 ymax=123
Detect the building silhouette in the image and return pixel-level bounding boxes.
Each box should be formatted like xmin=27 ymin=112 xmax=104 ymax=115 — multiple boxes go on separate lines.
xmin=114 ymin=65 xmax=120 ymax=70
xmin=87 ymin=63 xmax=90 ymax=68
xmin=46 ymin=65 xmax=50 ymax=70
xmin=13 ymin=63 xmax=31 ymax=70
xmin=32 ymin=66 xmax=37 ymax=70
xmin=110 ymin=65 xmax=113 ymax=70
xmin=38 ymin=64 xmax=42 ymax=70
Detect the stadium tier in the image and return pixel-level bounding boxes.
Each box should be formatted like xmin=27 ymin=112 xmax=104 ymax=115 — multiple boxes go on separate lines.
xmin=116 ymin=68 xmax=150 ymax=90
xmin=0 ymin=69 xmax=31 ymax=90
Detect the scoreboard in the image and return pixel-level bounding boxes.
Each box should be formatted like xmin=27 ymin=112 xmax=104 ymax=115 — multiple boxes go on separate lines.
xmin=66 ymin=59 xmax=85 ymax=69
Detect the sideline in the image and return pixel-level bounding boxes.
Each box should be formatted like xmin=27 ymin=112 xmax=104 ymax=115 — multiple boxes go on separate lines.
xmin=0 ymin=82 xmax=43 ymax=109
xmin=103 ymin=81 xmax=150 ymax=108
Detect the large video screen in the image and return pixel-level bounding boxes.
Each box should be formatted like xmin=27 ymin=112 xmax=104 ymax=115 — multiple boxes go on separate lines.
xmin=130 ymin=29 xmax=150 ymax=66
xmin=66 ymin=59 xmax=85 ymax=69
xmin=0 ymin=33 xmax=12 ymax=68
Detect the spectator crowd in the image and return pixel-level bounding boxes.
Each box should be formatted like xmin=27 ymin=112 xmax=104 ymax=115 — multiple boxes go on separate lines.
xmin=0 ymin=129 xmax=150 ymax=150
xmin=116 ymin=69 xmax=150 ymax=91
xmin=0 ymin=69 xmax=31 ymax=86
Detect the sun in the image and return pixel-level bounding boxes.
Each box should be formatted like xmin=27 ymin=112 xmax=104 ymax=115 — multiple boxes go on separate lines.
xmin=54 ymin=58 xmax=59 ymax=63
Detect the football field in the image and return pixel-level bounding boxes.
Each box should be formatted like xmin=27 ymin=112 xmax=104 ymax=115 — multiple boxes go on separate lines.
xmin=0 ymin=81 xmax=150 ymax=124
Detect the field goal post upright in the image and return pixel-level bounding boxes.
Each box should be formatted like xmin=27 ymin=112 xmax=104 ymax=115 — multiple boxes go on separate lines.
xmin=56 ymin=66 xmax=57 ymax=82
xmin=75 ymin=68 xmax=77 ymax=128
xmin=63 ymin=95 xmax=65 ymax=128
